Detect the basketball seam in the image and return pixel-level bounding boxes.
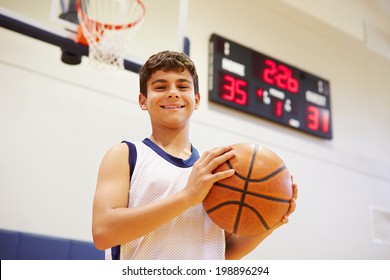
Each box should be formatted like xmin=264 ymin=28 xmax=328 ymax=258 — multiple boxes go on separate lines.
xmin=206 ymin=201 xmax=270 ymax=231
xmin=226 ymin=162 xmax=287 ymax=182
xmin=245 ymin=190 xmax=291 ymax=203
xmin=233 ymin=144 xmax=259 ymax=234
xmin=213 ymin=182 xmax=291 ymax=203
xmin=242 ymin=202 xmax=270 ymax=230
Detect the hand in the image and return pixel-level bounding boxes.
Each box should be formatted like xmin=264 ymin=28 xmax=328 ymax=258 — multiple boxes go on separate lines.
xmin=270 ymin=177 xmax=298 ymax=230
xmin=183 ymin=145 xmax=236 ymax=206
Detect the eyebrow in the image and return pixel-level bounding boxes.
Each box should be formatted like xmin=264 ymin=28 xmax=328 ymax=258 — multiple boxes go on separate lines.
xmin=151 ymin=78 xmax=192 ymax=85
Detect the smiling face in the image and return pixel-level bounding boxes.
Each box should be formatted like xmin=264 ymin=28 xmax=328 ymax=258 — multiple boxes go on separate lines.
xmin=139 ymin=69 xmax=200 ymax=130
xmin=139 ymin=51 xmax=199 ymax=98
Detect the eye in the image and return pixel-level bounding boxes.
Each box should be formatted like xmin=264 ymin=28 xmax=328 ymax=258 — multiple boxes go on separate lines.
xmin=154 ymin=85 xmax=166 ymax=91
xmin=178 ymin=84 xmax=191 ymax=90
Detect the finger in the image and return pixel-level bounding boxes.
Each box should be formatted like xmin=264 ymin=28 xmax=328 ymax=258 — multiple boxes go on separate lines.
xmin=209 ymin=150 xmax=235 ymax=172
xmin=292 ymin=183 xmax=298 ymax=199
xmin=272 ymin=215 xmax=289 ymax=230
xmin=286 ymin=197 xmax=296 ymax=216
xmin=211 ymin=168 xmax=235 ymax=183
xmin=197 ymin=145 xmax=233 ymax=165
xmin=198 ymin=146 xmax=235 ymax=172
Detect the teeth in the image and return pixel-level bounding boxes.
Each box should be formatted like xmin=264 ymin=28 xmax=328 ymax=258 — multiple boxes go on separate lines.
xmin=163 ymin=105 xmax=183 ymax=109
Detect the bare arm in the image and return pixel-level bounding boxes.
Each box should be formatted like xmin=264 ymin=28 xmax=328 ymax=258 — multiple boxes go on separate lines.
xmin=92 ymin=143 xmax=235 ymax=250
xmin=225 ymin=182 xmax=298 ymax=260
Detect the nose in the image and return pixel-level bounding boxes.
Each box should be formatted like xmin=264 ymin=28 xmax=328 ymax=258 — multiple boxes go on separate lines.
xmin=168 ymin=87 xmax=179 ymax=98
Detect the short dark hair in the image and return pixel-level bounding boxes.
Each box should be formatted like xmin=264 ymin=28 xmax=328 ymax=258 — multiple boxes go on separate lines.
xmin=139 ymin=51 xmax=199 ymax=96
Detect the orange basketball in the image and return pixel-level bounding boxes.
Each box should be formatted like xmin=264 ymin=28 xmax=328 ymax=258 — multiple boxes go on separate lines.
xmin=203 ymin=143 xmax=293 ymax=235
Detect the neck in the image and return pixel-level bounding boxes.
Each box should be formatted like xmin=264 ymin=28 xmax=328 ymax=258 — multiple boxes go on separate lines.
xmin=149 ymin=128 xmax=192 ymax=159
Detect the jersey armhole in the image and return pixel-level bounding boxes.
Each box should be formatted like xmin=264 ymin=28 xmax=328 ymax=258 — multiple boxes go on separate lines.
xmin=121 ymin=141 xmax=137 ymax=179
xmin=110 ymin=141 xmax=137 ymax=260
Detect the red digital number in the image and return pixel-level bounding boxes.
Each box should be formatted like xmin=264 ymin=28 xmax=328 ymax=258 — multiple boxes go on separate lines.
xmin=274 ymin=100 xmax=283 ymax=118
xmin=306 ymin=105 xmax=330 ymax=133
xmin=263 ymin=59 xmax=278 ymax=84
xmin=262 ymin=59 xmax=299 ymax=93
xmin=322 ymin=109 xmax=329 ymax=133
xmin=221 ymin=74 xmax=248 ymax=106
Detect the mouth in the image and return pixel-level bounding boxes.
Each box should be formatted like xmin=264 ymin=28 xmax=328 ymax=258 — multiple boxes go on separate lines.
xmin=160 ymin=105 xmax=185 ymax=109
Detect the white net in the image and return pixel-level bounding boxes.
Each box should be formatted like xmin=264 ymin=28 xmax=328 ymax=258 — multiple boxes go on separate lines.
xmin=77 ymin=0 xmax=145 ymax=70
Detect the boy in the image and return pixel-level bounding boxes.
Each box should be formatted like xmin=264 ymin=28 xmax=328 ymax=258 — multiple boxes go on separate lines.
xmin=92 ymin=51 xmax=297 ymax=259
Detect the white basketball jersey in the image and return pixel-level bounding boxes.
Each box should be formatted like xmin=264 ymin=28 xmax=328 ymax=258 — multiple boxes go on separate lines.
xmin=106 ymin=138 xmax=225 ymax=260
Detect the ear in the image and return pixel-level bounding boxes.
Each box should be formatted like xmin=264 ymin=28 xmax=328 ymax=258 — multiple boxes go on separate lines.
xmin=194 ymin=92 xmax=200 ymax=110
xmin=139 ymin=93 xmax=147 ymax=110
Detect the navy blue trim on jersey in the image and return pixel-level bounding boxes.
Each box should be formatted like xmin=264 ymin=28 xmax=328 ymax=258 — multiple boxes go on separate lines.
xmin=110 ymin=245 xmax=120 ymax=260
xmin=122 ymin=141 xmax=137 ymax=179
xmin=110 ymin=141 xmax=137 ymax=260
xmin=142 ymin=138 xmax=199 ymax=167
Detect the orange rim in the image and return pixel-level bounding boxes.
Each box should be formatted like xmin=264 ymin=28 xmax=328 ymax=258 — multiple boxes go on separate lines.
xmin=76 ymin=0 xmax=145 ymax=31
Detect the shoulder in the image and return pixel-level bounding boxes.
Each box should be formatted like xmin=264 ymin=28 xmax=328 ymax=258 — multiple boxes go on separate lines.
xmin=99 ymin=143 xmax=130 ymax=173
xmin=104 ymin=142 xmax=129 ymax=159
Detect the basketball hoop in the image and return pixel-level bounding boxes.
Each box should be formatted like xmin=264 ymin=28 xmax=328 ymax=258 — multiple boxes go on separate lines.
xmin=76 ymin=0 xmax=145 ymax=70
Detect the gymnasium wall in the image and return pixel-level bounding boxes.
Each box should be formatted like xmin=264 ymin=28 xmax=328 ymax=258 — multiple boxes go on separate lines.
xmin=0 ymin=0 xmax=389 ymax=259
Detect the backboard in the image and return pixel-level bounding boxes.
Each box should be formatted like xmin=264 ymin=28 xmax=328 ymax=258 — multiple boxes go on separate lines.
xmin=0 ymin=0 xmax=189 ymax=72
